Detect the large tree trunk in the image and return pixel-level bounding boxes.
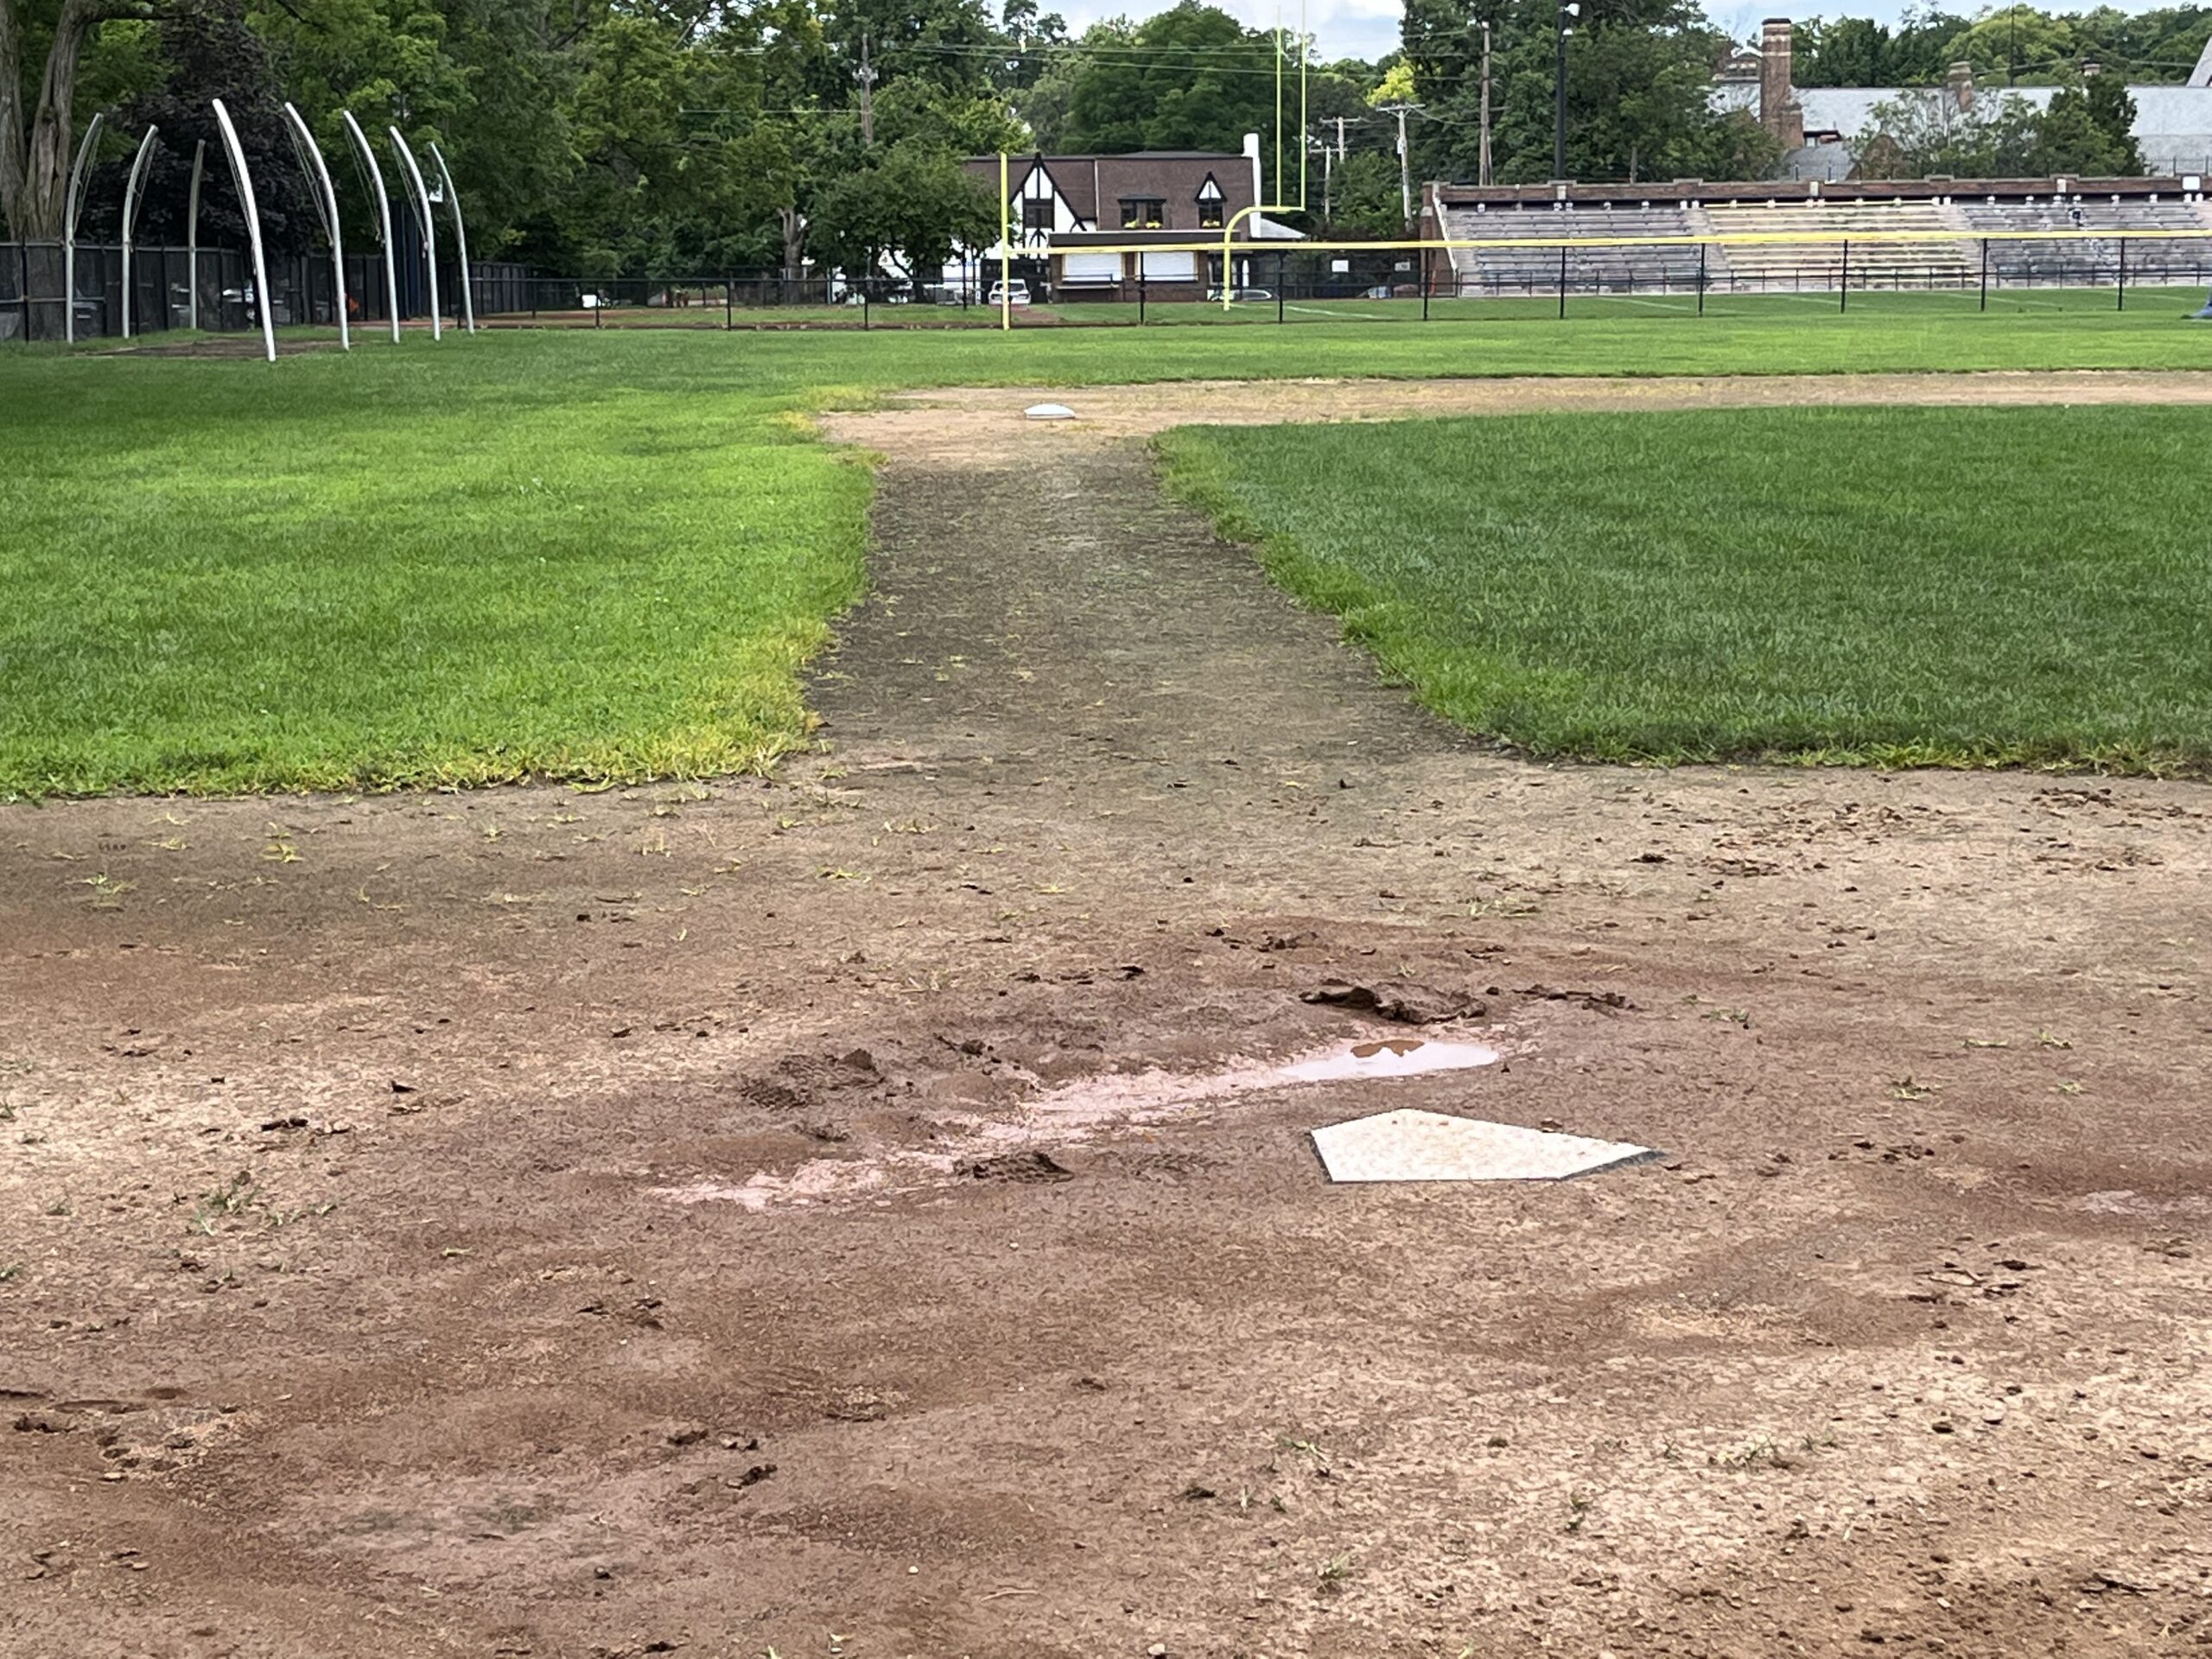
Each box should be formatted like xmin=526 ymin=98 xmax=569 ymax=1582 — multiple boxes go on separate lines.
xmin=1 ymin=0 xmax=141 ymax=243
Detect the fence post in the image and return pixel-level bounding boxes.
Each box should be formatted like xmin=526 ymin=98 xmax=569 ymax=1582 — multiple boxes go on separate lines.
xmin=1980 ymin=238 xmax=1988 ymax=311
xmin=1839 ymin=238 xmax=1848 ymax=313
xmin=18 ymin=242 xmax=28 ymax=341
xmin=863 ymin=285 xmax=870 ymax=331
xmin=1138 ymin=264 xmax=1145 ymax=326
xmin=1278 ymin=252 xmax=1285 ymax=324
xmin=1557 ymin=244 xmax=1567 ymax=319
xmin=2117 ymin=237 xmax=2127 ymax=311
xmin=726 ymin=278 xmax=733 ymax=329
xmin=1696 ymin=241 xmax=1707 ymax=316
xmin=1421 ymin=245 xmax=1431 ymax=321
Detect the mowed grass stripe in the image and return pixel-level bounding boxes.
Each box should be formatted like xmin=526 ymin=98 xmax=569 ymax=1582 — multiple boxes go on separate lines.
xmin=1158 ymin=405 xmax=2212 ymax=773
xmin=0 ymin=341 xmax=868 ymax=796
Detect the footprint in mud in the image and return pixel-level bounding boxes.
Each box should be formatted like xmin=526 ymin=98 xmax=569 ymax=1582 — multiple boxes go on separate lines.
xmin=956 ymin=1150 xmax=1075 ymax=1184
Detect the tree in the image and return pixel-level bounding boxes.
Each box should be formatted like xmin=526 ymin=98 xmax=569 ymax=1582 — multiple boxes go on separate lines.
xmin=1794 ymin=12 xmax=1971 ymax=88
xmin=1407 ymin=0 xmax=1764 ymax=186
xmin=1059 ymin=2 xmax=1292 ymax=161
xmin=3 ymin=0 xmax=151 ymax=240
xmin=1858 ymin=86 xmax=2042 ymax=177
xmin=2084 ymin=72 xmax=2142 ymax=168
xmin=1325 ymin=147 xmax=1402 ymax=236
xmin=806 ymin=136 xmax=994 ymax=282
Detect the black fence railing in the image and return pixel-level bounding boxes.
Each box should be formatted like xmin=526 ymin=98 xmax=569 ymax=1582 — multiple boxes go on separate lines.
xmin=14 ymin=240 xmax=2212 ymax=342
xmin=1 ymin=241 xmax=531 ymax=342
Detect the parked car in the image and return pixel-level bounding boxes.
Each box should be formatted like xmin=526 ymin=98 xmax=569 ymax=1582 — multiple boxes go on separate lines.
xmin=1205 ymin=286 xmax=1274 ymax=302
xmin=987 ymin=280 xmax=1032 ymax=307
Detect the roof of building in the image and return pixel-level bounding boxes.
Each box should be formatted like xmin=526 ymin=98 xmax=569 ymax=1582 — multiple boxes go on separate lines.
xmin=962 ymin=152 xmax=1259 ymax=232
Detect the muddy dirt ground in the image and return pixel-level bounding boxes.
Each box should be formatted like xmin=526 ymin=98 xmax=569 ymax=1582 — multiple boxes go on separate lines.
xmin=3 ymin=376 xmax=2209 ymax=1659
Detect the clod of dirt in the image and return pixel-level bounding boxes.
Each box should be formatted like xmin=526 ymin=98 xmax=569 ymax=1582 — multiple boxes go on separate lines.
xmin=1301 ymin=978 xmax=1477 ymax=1025
xmin=1516 ymin=984 xmax=1636 ymax=1012
xmin=957 ymin=1150 xmax=1075 ymax=1184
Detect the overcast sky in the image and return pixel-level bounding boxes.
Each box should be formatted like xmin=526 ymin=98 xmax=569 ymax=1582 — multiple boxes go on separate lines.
xmin=1042 ymin=0 xmax=2194 ymax=68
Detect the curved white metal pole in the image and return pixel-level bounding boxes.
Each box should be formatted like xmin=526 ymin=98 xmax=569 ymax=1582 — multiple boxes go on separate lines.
xmin=186 ymin=139 xmax=205 ymax=332
xmin=428 ymin=141 xmax=474 ymax=334
xmin=120 ymin=125 xmax=160 ymax=340
xmin=388 ymin=126 xmax=440 ymax=341
xmin=282 ymin=103 xmax=347 ymax=349
xmin=210 ymin=98 xmax=277 ymax=363
xmin=62 ymin=111 xmax=105 ymax=345
xmin=340 ymin=112 xmax=399 ymax=344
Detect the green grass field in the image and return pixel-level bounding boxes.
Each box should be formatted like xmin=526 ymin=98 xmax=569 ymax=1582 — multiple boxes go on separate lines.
xmin=4 ymin=309 xmax=2212 ymax=796
xmin=1160 ymin=405 xmax=2212 ymax=773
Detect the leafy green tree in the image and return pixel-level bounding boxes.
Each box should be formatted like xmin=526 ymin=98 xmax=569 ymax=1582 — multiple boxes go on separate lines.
xmin=1324 ymin=146 xmax=1402 ymax=236
xmin=806 ymin=134 xmax=993 ymax=281
xmin=1060 ymin=2 xmax=1292 ymax=160
xmin=1794 ymin=12 xmax=1970 ymax=87
xmin=1408 ymin=0 xmax=1766 ymax=186
xmin=1858 ymin=86 xmax=2042 ymax=176
xmin=2085 ymin=72 xmax=2143 ymax=167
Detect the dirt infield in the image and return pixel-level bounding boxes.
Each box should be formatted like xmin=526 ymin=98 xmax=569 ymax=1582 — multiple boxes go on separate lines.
xmin=3 ymin=372 xmax=2209 ymax=1658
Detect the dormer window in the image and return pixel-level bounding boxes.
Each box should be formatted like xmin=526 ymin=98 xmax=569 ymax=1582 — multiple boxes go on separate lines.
xmin=1120 ymin=197 xmax=1165 ymax=229
xmin=1196 ymin=173 xmax=1224 ymax=228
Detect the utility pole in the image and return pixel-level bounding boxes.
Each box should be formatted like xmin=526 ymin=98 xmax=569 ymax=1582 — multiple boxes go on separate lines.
xmin=856 ymin=32 xmax=877 ymax=146
xmin=1313 ymin=138 xmax=1334 ymax=220
xmin=1554 ymin=3 xmax=1579 ymax=179
xmin=1478 ymin=21 xmax=1494 ymax=187
xmin=1377 ymin=102 xmax=1420 ymax=226
xmin=1333 ymin=114 xmax=1350 ymax=162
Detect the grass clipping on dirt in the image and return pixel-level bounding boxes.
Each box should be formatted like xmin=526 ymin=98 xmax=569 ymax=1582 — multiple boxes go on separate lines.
xmin=0 ymin=345 xmax=868 ymax=797
xmin=1160 ymin=405 xmax=2212 ymax=775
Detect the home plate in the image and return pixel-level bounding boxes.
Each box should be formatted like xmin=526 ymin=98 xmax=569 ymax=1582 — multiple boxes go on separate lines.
xmin=1311 ymin=1109 xmax=1661 ymax=1184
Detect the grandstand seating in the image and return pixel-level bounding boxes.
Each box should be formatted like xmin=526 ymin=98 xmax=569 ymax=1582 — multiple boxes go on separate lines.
xmin=1433 ymin=190 xmax=2212 ymax=297
xmin=1698 ymin=200 xmax=1975 ymax=290
xmin=1437 ymin=203 xmax=1718 ymax=296
xmin=1955 ymin=196 xmax=2212 ymax=283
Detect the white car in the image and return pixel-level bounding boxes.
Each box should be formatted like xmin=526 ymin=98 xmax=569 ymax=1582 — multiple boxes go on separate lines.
xmin=988 ymin=280 xmax=1032 ymax=308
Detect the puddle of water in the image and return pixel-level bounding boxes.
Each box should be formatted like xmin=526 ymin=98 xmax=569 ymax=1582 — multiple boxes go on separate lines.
xmin=1274 ymin=1039 xmax=1501 ymax=1084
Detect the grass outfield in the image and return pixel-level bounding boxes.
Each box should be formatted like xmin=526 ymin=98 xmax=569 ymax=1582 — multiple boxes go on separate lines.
xmin=4 ymin=315 xmax=2212 ymax=796
xmin=0 ymin=339 xmax=870 ymax=796
xmin=1159 ymin=406 xmax=2212 ymax=773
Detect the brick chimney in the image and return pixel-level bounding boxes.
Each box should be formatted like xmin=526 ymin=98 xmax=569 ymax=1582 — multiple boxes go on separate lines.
xmin=1760 ymin=19 xmax=1804 ymax=149
xmin=1948 ymin=60 xmax=1975 ymax=111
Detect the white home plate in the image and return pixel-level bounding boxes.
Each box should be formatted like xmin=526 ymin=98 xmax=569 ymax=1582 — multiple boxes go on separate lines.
xmin=1025 ymin=402 xmax=1077 ymax=420
xmin=1311 ymin=1109 xmax=1660 ymax=1184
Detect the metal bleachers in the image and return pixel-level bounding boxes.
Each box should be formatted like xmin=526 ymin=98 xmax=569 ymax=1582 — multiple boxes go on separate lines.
xmin=1438 ymin=203 xmax=1718 ymax=296
xmin=1698 ymin=199 xmax=1975 ymax=290
xmin=1955 ymin=195 xmax=2212 ymax=284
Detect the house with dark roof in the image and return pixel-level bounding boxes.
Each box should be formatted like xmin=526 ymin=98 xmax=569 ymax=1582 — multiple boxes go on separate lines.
xmin=950 ymin=140 xmax=1302 ymax=301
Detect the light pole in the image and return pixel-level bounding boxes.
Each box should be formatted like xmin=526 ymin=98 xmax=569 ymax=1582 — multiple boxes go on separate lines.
xmin=1554 ymin=2 xmax=1579 ymax=180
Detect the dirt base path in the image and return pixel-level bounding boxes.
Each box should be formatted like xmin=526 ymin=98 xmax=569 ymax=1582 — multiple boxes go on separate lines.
xmin=4 ymin=374 xmax=2210 ymax=1659
xmin=839 ymin=368 xmax=2212 ymax=458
